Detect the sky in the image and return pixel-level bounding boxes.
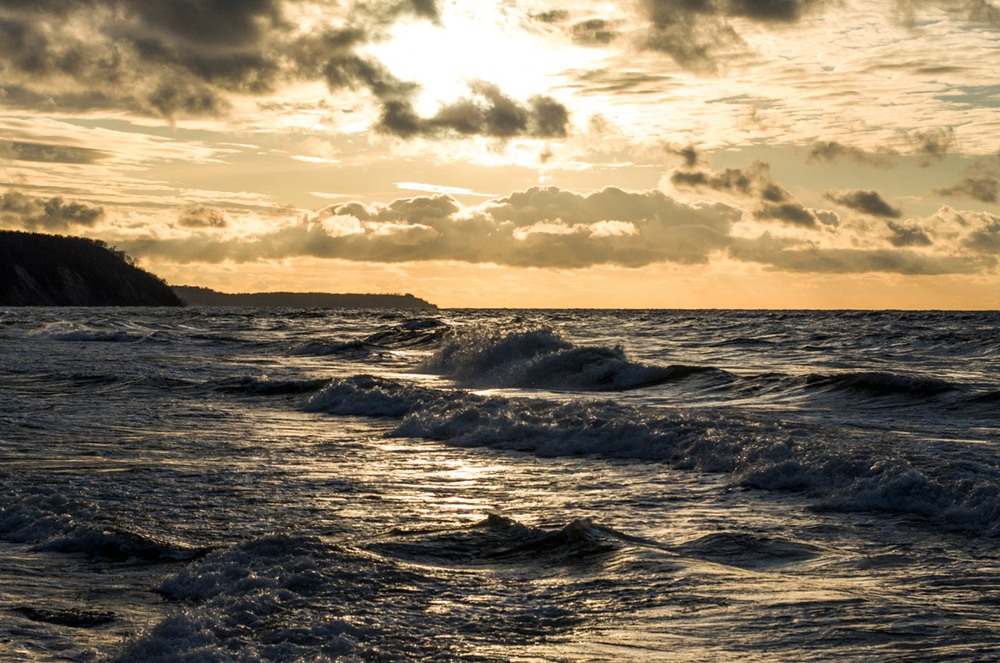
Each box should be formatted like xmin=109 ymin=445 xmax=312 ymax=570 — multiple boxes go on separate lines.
xmin=1 ymin=0 xmax=999 ymax=308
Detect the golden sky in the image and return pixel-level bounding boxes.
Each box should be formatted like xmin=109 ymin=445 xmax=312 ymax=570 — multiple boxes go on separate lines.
xmin=1 ymin=0 xmax=999 ymax=308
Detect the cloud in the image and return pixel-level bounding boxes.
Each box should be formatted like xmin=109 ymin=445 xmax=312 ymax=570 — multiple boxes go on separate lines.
xmin=377 ymin=83 xmax=570 ymax=139
xmin=963 ymin=213 xmax=1000 ymax=253
xmin=807 ymin=141 xmax=896 ymax=168
xmin=935 ymin=157 xmax=1000 ymax=203
xmin=0 ymin=140 xmax=109 ymax=164
xmin=824 ymin=190 xmax=903 ymax=218
xmin=807 ymin=129 xmax=955 ymax=168
xmin=903 ymin=127 xmax=955 ymax=164
xmin=936 ymin=176 xmax=999 ymax=204
xmin=734 ymin=244 xmax=988 ymax=274
xmin=115 ymin=185 xmax=998 ymax=278
xmin=639 ymin=0 xmax=831 ymax=68
xmin=571 ymin=19 xmax=619 ymax=45
xmin=886 ymin=219 xmax=933 ymax=247
xmin=730 ymin=0 xmax=828 ymax=21
xmin=754 ymin=202 xmax=828 ymax=228
xmin=531 ymin=10 xmax=571 ymax=24
xmin=670 ymin=161 xmax=790 ymax=202
xmin=178 ymin=206 xmax=228 ymax=228
xmin=0 ymin=0 xmax=553 ymax=138
xmin=121 ymin=186 xmax=742 ymax=268
xmin=0 ymin=191 xmax=104 ymax=230
xmin=665 ymin=143 xmax=701 ymax=168
xmin=894 ymin=0 xmax=1000 ymax=27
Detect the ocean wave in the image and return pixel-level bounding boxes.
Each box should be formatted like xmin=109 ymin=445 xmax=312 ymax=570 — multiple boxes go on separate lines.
xmin=672 ymin=531 xmax=821 ymax=569
xmin=287 ymin=338 xmax=387 ymax=358
xmin=371 ymin=514 xmax=626 ymax=564
xmin=308 ymin=376 xmax=1000 ymax=535
xmin=0 ymin=487 xmax=207 ymax=562
xmin=426 ymin=324 xmax=723 ymax=391
xmin=305 ymin=375 xmax=454 ymax=417
xmin=207 ymin=375 xmax=329 ymax=396
xmin=306 ymin=376 xmax=783 ymax=470
xmin=30 ymin=322 xmax=172 ymax=343
xmin=50 ymin=330 xmax=151 ymax=343
xmin=802 ymin=371 xmax=960 ymax=399
xmin=13 ymin=606 xmax=117 ymax=628
xmin=114 ymin=529 xmax=584 ymax=661
xmin=37 ymin=526 xmax=208 ymax=562
xmin=362 ymin=316 xmax=450 ymax=349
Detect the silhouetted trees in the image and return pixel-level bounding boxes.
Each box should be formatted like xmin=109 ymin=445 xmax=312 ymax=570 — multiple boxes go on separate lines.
xmin=172 ymin=286 xmax=436 ymax=309
xmin=0 ymin=230 xmax=182 ymax=306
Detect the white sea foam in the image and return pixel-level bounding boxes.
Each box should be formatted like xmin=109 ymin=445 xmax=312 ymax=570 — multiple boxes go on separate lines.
xmin=426 ymin=324 xmax=717 ymax=391
xmin=308 ymin=375 xmax=1000 ymax=534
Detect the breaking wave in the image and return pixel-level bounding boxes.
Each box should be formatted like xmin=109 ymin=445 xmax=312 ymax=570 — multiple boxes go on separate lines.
xmin=426 ymin=324 xmax=722 ymax=391
xmin=307 ymin=375 xmax=1000 ymax=535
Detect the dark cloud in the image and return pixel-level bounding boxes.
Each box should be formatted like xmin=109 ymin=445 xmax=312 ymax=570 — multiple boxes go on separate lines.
xmin=123 ymin=186 xmax=741 ymax=268
xmin=726 ymin=0 xmax=827 ymax=21
xmin=571 ymin=19 xmax=618 ymax=45
xmin=665 ymin=143 xmax=701 ymax=168
xmin=0 ymin=191 xmax=104 ymax=230
xmin=532 ymin=10 xmax=571 ymax=23
xmin=640 ymin=0 xmax=830 ymax=67
xmin=934 ymin=156 xmax=1000 ymax=203
xmin=962 ymin=212 xmax=1000 ymax=253
xmin=670 ymin=161 xmax=790 ymax=202
xmin=644 ymin=7 xmax=742 ymax=70
xmin=729 ymin=240 xmax=986 ymax=274
xmin=807 ymin=130 xmax=954 ymax=168
xmin=968 ymin=0 xmax=1000 ymax=25
xmin=935 ymin=176 xmax=999 ymax=204
xmin=116 ymin=186 xmax=998 ymax=276
xmin=894 ymin=0 xmax=1000 ymax=27
xmin=807 ymin=141 xmax=896 ymax=168
xmin=0 ymin=0 xmax=555 ymax=139
xmin=123 ymin=0 xmax=285 ymax=46
xmin=0 ymin=140 xmax=109 ymax=164
xmin=903 ymin=127 xmax=955 ymax=164
xmin=755 ymin=202 xmax=822 ymax=227
xmin=178 ymin=205 xmax=228 ymax=228
xmin=147 ymin=76 xmax=229 ymax=118
xmin=377 ymin=83 xmax=570 ymax=139
xmin=824 ymin=190 xmax=903 ymax=218
xmin=0 ymin=0 xmax=484 ymax=129
xmin=886 ymin=220 xmax=933 ymax=247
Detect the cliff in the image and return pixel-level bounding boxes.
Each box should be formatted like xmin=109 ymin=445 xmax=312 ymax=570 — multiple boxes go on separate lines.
xmin=0 ymin=231 xmax=182 ymax=306
xmin=173 ymin=286 xmax=437 ymax=310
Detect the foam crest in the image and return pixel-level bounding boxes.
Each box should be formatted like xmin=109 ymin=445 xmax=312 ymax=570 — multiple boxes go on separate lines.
xmin=308 ymin=376 xmax=778 ymax=471
xmin=428 ymin=324 xmax=716 ymax=391
xmin=310 ymin=375 xmax=1000 ymax=534
xmin=305 ymin=375 xmax=455 ymax=417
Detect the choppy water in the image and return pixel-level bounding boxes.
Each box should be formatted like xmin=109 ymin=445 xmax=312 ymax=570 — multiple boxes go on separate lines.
xmin=1 ymin=307 xmax=998 ymax=661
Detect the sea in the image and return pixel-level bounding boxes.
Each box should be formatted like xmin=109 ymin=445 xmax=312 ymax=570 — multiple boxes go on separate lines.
xmin=1 ymin=307 xmax=999 ymax=662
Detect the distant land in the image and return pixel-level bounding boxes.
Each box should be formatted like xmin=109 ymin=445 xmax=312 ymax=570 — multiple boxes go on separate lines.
xmin=0 ymin=230 xmax=436 ymax=309
xmin=0 ymin=230 xmax=182 ymax=306
xmin=173 ymin=286 xmax=437 ymax=309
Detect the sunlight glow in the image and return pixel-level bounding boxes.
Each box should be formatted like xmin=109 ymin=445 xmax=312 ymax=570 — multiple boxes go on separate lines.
xmin=369 ymin=3 xmax=593 ymax=113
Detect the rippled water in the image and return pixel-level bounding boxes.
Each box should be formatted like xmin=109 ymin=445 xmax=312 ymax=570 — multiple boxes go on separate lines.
xmin=1 ymin=307 xmax=998 ymax=661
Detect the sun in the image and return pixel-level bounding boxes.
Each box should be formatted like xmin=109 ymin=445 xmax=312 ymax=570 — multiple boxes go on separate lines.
xmin=366 ymin=2 xmax=594 ymax=116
